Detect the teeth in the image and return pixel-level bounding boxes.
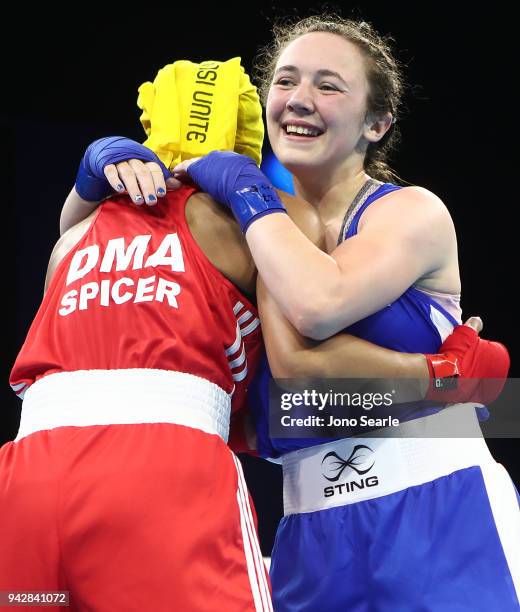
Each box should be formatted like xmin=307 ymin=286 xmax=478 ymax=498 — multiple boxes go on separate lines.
xmin=285 ymin=125 xmax=320 ymax=136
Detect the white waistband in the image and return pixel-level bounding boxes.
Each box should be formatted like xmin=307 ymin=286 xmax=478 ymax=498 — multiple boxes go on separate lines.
xmin=16 ymin=369 xmax=231 ymax=442
xmin=281 ymin=404 xmax=494 ymax=515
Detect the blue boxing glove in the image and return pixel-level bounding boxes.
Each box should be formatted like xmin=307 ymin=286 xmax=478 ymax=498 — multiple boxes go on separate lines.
xmin=186 ymin=151 xmax=287 ymax=233
xmin=75 ymin=136 xmax=171 ymax=201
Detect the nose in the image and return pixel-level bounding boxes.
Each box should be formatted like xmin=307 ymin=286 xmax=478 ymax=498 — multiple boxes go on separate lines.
xmin=286 ymin=82 xmax=314 ymax=114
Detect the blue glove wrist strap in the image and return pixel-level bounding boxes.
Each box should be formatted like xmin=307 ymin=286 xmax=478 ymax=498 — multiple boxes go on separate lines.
xmin=75 ymin=157 xmax=112 ymax=201
xmin=229 ymin=183 xmax=287 ymax=233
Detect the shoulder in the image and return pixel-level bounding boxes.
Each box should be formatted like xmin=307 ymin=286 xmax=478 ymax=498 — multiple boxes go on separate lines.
xmin=50 ymin=209 xmax=98 ymax=263
xmin=185 ymin=191 xmax=237 ymax=228
xmin=185 ymin=191 xmax=256 ymax=295
xmin=185 ymin=191 xmax=249 ymax=252
xmin=45 ymin=210 xmax=98 ymax=291
xmin=359 ymin=184 xmax=455 ymax=239
xmin=187 ymin=189 xmax=324 ymax=246
xmin=365 ymin=184 xmax=451 ymax=217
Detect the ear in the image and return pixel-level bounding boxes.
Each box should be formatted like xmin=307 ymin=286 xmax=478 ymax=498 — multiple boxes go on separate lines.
xmin=363 ymin=111 xmax=393 ymax=143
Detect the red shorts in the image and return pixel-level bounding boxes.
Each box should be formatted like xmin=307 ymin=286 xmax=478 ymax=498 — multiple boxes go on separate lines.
xmin=0 ymin=422 xmax=272 ymax=611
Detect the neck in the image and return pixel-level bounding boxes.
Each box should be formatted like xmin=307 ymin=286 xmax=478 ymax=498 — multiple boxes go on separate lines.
xmin=292 ymin=162 xmax=371 ymax=226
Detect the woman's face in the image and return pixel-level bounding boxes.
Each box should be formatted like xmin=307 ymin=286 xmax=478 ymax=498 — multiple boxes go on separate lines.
xmin=267 ymin=32 xmax=372 ymax=178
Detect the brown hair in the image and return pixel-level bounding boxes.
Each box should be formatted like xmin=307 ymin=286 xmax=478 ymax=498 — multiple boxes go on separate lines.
xmin=254 ymin=14 xmax=405 ymax=182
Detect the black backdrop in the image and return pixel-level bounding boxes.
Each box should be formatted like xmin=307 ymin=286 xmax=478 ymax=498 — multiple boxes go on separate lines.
xmin=2 ymin=3 xmax=517 ymax=553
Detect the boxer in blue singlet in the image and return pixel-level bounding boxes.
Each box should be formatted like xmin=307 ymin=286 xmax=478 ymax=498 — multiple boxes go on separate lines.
xmin=172 ymin=15 xmax=519 ymax=611
xmin=248 ymin=180 xmax=519 ymax=611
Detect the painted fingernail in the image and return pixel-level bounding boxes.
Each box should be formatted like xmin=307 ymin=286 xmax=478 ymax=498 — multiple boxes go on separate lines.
xmin=135 ymin=194 xmax=143 ymax=203
xmin=147 ymin=194 xmax=157 ymax=203
xmin=157 ymin=188 xmax=165 ymax=195
xmin=116 ymin=184 xmax=124 ymax=191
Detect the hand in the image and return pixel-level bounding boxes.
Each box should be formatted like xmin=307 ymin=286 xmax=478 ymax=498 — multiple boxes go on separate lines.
xmin=75 ymin=136 xmax=175 ymax=203
xmin=170 ymin=157 xmax=201 ymax=184
xmin=104 ymin=159 xmax=182 ymax=206
xmin=463 ymin=315 xmax=483 ymax=333
xmin=425 ymin=316 xmax=510 ymax=405
xmin=173 ymin=151 xmax=287 ymax=233
xmin=173 ymin=151 xmax=257 ymax=207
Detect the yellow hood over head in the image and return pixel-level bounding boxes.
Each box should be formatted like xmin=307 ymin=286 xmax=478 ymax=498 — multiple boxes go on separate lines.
xmin=137 ymin=57 xmax=264 ymax=170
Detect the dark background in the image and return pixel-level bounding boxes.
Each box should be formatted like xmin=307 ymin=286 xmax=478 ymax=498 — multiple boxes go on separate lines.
xmin=2 ymin=3 xmax=517 ymax=553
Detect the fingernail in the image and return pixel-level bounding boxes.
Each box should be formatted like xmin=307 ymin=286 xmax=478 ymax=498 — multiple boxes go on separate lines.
xmin=116 ymin=184 xmax=124 ymax=191
xmin=135 ymin=195 xmax=143 ymax=203
xmin=147 ymin=194 xmax=157 ymax=203
xmin=157 ymin=188 xmax=165 ymax=195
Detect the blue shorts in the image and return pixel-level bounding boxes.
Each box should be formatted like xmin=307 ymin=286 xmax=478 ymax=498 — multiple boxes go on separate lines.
xmin=271 ymin=464 xmax=520 ymax=611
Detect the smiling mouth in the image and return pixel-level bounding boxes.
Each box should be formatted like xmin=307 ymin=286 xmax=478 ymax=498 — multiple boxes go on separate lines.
xmin=283 ymin=124 xmax=324 ymax=138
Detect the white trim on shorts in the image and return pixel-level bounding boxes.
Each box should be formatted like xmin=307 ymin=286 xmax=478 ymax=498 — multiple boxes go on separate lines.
xmin=233 ymin=455 xmax=273 ymax=612
xmin=16 ymin=369 xmax=231 ymax=442
xmin=480 ymin=461 xmax=520 ymax=602
xmin=281 ymin=403 xmax=495 ymax=515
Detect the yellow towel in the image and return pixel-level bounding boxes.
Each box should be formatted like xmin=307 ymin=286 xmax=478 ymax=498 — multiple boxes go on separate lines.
xmin=137 ymin=57 xmax=264 ymax=170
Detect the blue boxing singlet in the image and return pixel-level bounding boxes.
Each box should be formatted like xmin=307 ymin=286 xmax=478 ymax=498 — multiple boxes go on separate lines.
xmin=250 ymin=179 xmax=461 ymax=458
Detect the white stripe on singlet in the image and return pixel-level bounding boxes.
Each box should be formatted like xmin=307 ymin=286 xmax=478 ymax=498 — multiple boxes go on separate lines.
xmin=233 ymin=455 xmax=273 ymax=612
xmin=225 ymin=303 xmax=260 ymax=382
xmin=226 ymin=323 xmax=243 ymax=356
xmin=233 ymin=301 xmax=244 ymax=315
xmin=241 ymin=318 xmax=260 ymax=336
xmin=238 ymin=310 xmax=254 ymax=326
xmin=429 ymin=304 xmax=455 ymax=342
xmin=11 ymin=381 xmax=29 ymax=399
xmin=229 ymin=345 xmax=246 ymax=370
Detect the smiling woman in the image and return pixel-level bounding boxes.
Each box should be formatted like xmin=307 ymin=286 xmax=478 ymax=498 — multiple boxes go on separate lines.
xmin=256 ymin=17 xmax=403 ymax=191
xmin=266 ymin=33 xmax=393 ymax=182
xmin=172 ymin=14 xmax=519 ymax=611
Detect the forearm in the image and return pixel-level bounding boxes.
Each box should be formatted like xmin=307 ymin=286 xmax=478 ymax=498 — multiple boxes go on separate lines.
xmin=247 ymin=214 xmax=342 ymax=337
xmin=300 ymin=335 xmax=428 ymax=378
xmin=257 ymin=277 xmax=429 ymax=380
xmin=60 ymin=187 xmax=101 ymax=235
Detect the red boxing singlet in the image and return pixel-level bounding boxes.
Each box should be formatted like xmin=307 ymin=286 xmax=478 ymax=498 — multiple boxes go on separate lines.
xmin=10 ymin=187 xmax=262 ymax=412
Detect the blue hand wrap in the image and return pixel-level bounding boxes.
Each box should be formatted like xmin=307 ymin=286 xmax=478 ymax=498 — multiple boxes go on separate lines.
xmin=187 ymin=151 xmax=287 ymax=233
xmin=75 ymin=136 xmax=171 ymax=201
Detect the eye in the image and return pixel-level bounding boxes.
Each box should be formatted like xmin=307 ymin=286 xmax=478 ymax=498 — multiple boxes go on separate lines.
xmin=319 ymin=83 xmax=340 ymax=92
xmin=274 ymin=77 xmax=295 ymax=87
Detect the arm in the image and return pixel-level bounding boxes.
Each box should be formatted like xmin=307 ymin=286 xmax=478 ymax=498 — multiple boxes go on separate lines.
xmin=265 ymin=192 xmax=498 ymax=402
xmin=246 ymin=187 xmax=454 ymax=340
xmin=256 ymin=244 xmax=509 ymax=409
xmin=257 ymin=276 xmax=427 ymax=379
xmin=266 ymin=192 xmax=428 ymax=380
xmin=176 ymin=153 xmax=456 ymax=340
xmin=257 ymin=277 xmax=508 ymax=406
xmin=46 ymin=210 xmax=98 ymax=291
xmin=60 ymin=188 xmax=101 ymax=235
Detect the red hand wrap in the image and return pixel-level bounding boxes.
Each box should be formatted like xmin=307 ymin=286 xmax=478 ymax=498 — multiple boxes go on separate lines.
xmin=425 ymin=325 xmax=510 ymax=404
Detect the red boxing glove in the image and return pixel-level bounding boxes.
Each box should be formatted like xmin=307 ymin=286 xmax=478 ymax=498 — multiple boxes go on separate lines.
xmin=424 ymin=325 xmax=510 ymax=404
